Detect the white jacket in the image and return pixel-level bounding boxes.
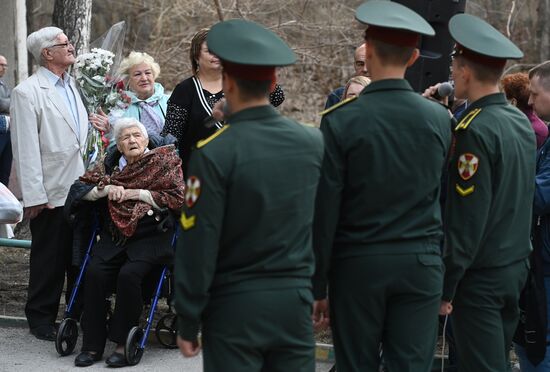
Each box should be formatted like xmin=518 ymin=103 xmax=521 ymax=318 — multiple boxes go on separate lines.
xmin=10 ymin=66 xmax=88 ymax=207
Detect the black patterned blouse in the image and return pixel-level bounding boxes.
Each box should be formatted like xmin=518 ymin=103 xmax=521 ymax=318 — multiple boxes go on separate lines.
xmin=161 ymin=76 xmax=285 ymax=175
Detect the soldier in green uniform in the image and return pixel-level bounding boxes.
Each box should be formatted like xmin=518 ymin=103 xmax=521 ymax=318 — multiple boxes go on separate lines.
xmin=440 ymin=14 xmax=536 ymax=372
xmin=173 ymin=19 xmax=324 ymax=372
xmin=311 ymin=1 xmax=452 ymax=371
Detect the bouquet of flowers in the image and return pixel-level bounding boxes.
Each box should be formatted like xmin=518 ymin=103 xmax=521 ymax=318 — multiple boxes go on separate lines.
xmin=73 ymin=21 xmax=127 ymax=170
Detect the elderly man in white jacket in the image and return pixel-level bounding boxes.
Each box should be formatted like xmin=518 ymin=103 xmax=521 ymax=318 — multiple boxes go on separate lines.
xmin=10 ymin=27 xmax=109 ymax=341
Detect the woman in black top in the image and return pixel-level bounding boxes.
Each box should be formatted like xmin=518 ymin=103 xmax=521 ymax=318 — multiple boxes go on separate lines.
xmin=162 ymin=28 xmax=285 ymax=174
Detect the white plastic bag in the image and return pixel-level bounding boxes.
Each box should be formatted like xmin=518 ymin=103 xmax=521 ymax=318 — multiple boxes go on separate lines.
xmin=0 ymin=182 xmax=23 ymax=224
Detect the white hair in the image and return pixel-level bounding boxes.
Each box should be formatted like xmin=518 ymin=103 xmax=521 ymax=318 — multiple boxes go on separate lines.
xmin=118 ymin=51 xmax=161 ymax=80
xmin=27 ymin=27 xmax=64 ymax=64
xmin=113 ymin=117 xmax=149 ymax=144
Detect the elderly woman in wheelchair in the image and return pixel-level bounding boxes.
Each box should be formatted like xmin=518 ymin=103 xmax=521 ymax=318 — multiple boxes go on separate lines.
xmin=64 ymin=117 xmax=185 ymax=367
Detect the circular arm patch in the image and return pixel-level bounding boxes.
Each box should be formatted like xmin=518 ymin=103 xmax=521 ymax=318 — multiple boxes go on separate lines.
xmin=458 ymin=153 xmax=479 ymax=180
xmin=185 ymin=176 xmax=202 ymax=208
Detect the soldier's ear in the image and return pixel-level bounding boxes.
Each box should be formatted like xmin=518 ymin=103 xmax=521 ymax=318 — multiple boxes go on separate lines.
xmin=461 ymin=64 xmax=472 ymax=84
xmin=364 ymin=40 xmax=374 ymax=61
xmin=223 ymin=72 xmax=236 ymax=94
xmin=406 ymin=48 xmax=420 ymax=67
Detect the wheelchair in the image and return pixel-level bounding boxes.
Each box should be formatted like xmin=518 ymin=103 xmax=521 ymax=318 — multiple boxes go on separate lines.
xmin=55 ymin=218 xmax=179 ymax=366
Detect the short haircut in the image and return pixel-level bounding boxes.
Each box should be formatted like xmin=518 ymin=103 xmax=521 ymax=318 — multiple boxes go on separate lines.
xmin=455 ymin=55 xmax=504 ymax=84
xmin=234 ymin=78 xmax=272 ymax=101
xmin=501 ymin=72 xmax=530 ymax=112
xmin=529 ymin=61 xmax=550 ymax=91
xmin=118 ymin=51 xmax=160 ymax=79
xmin=113 ymin=117 xmax=149 ymax=144
xmin=26 ymin=26 xmax=64 ymax=64
xmin=365 ymin=35 xmax=415 ymax=66
xmin=189 ymin=28 xmax=210 ymax=75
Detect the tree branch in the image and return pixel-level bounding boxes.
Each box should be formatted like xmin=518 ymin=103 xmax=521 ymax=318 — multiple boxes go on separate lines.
xmin=212 ymin=0 xmax=224 ymax=21
xmin=506 ymin=0 xmax=516 ymax=37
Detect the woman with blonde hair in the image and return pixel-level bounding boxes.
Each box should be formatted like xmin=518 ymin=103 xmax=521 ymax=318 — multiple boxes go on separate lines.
xmin=118 ymin=51 xmax=169 ymax=136
xmin=342 ymin=75 xmax=371 ymax=101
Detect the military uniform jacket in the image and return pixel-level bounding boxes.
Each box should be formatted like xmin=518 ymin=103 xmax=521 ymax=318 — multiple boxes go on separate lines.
xmin=442 ymin=93 xmax=536 ymax=301
xmin=312 ymin=79 xmax=452 ymax=299
xmin=174 ymin=105 xmax=324 ymax=340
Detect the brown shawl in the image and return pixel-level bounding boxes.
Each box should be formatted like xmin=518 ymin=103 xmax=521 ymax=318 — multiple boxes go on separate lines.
xmin=80 ymin=145 xmax=185 ymax=237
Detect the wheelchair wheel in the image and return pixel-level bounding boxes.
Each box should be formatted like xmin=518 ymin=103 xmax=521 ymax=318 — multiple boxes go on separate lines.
xmin=55 ymin=318 xmax=78 ymax=356
xmin=125 ymin=326 xmax=144 ymax=366
xmin=155 ymin=313 xmax=178 ymax=349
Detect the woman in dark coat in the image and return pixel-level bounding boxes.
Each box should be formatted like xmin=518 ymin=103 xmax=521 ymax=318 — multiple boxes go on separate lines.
xmin=161 ymin=27 xmax=285 ymax=174
xmin=67 ymin=117 xmax=185 ymax=368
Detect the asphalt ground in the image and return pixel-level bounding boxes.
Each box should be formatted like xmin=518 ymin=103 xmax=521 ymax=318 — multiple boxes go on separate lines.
xmin=0 ymin=324 xmax=335 ymax=372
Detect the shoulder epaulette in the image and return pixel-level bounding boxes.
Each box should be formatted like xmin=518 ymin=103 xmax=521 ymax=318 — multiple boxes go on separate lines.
xmin=454 ymin=108 xmax=482 ymax=131
xmin=319 ymin=96 xmax=357 ymax=116
xmin=196 ymin=125 xmax=230 ymax=149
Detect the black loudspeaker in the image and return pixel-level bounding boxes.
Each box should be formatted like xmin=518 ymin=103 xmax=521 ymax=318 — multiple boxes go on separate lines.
xmin=393 ymin=0 xmax=467 ymax=92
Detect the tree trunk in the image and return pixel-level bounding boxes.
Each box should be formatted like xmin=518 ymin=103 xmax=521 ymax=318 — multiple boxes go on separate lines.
xmin=536 ymin=0 xmax=550 ymax=61
xmin=52 ymin=0 xmax=92 ymax=56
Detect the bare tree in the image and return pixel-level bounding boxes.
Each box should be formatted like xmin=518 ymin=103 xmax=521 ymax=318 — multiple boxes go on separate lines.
xmin=536 ymin=0 xmax=550 ymax=61
xmin=52 ymin=0 xmax=92 ymax=55
xmin=31 ymin=0 xmax=549 ymax=124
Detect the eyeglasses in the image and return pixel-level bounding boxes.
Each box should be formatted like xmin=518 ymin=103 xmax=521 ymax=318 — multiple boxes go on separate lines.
xmin=49 ymin=41 xmax=73 ymax=49
xmin=354 ymin=61 xmax=366 ymax=68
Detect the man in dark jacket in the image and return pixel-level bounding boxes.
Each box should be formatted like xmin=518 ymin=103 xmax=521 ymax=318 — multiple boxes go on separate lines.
xmin=513 ymin=60 xmax=550 ymax=370
xmin=0 ymin=54 xmax=12 ymax=187
xmin=324 ymin=43 xmax=368 ymax=109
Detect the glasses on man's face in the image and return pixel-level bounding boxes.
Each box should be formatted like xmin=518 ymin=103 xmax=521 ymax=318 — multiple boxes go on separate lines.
xmin=355 ymin=61 xmax=366 ymax=68
xmin=49 ymin=41 xmax=72 ymax=49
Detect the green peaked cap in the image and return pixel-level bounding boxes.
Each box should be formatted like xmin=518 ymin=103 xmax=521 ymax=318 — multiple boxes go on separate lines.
xmin=449 ymin=14 xmax=523 ymax=59
xmin=207 ymin=19 xmax=296 ymax=66
xmin=355 ymin=0 xmax=435 ymax=36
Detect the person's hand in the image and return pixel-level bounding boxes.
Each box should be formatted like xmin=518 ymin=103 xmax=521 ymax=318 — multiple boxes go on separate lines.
xmin=89 ymin=108 xmax=111 ymax=133
xmin=107 ymin=185 xmax=125 ymax=202
xmin=212 ymin=98 xmax=226 ymax=122
xmin=24 ymin=203 xmax=54 ymax=220
xmin=312 ymin=299 xmax=330 ymax=330
xmin=422 ymin=83 xmax=449 ymax=107
xmin=421 ymin=83 xmax=439 ymax=98
xmin=439 ymin=300 xmax=453 ymax=315
xmin=177 ymin=335 xmax=201 ymax=357
xmin=120 ymin=189 xmax=141 ymax=202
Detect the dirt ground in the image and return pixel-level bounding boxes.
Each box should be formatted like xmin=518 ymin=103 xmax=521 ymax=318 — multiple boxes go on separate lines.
xmin=0 ymin=220 xmax=31 ymax=318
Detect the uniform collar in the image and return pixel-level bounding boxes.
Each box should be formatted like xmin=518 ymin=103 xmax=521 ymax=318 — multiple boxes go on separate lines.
xmin=466 ymin=92 xmax=507 ymax=110
xmin=360 ymin=78 xmax=413 ymax=96
xmin=226 ymin=104 xmax=279 ymax=123
xmin=457 ymin=93 xmax=507 ymax=121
